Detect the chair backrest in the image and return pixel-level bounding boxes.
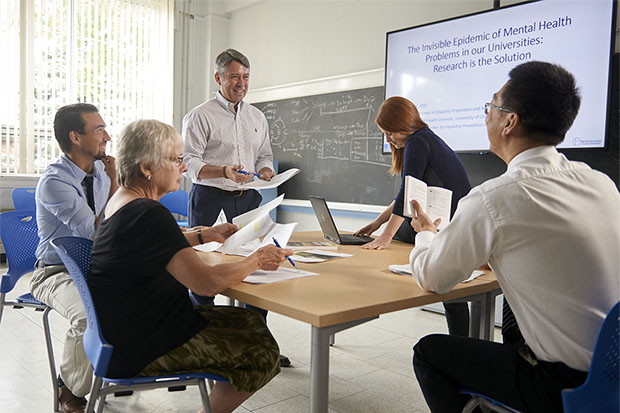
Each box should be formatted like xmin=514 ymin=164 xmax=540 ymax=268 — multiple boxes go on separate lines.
xmin=562 ymin=301 xmax=620 ymax=413
xmin=11 ymin=187 xmax=37 ymax=210
xmin=159 ymin=189 xmax=188 ymax=217
xmin=0 ymin=210 xmax=39 ymax=293
xmin=51 ymin=236 xmax=113 ymax=377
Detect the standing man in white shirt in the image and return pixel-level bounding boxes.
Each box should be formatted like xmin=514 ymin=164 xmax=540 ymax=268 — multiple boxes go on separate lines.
xmin=409 ymin=61 xmax=619 ymax=412
xmin=182 ymin=49 xmax=292 ymax=367
xmin=182 ymin=48 xmax=275 ymax=228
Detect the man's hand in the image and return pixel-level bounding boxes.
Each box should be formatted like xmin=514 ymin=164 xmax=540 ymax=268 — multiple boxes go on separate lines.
xmin=102 ymin=155 xmax=117 ymax=181
xmin=253 ymin=244 xmax=293 ymax=271
xmin=258 ymin=167 xmax=275 ymax=181
xmin=410 ymin=200 xmax=440 ymax=234
xmin=201 ymin=223 xmax=238 ymax=243
xmin=224 ymin=164 xmax=253 ymax=183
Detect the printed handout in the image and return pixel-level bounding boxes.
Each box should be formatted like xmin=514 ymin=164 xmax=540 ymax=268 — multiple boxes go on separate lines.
xmin=388 ymin=263 xmax=485 ymax=283
xmin=243 ymin=267 xmax=318 ymax=284
xmin=230 ymin=168 xmax=300 ymax=190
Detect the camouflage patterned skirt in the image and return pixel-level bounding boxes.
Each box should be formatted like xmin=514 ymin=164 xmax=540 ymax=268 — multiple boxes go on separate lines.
xmin=138 ymin=305 xmax=280 ymax=392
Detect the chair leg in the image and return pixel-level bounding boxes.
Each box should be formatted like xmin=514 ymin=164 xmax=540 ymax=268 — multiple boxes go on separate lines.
xmin=207 ymin=379 xmax=215 ymax=391
xmin=87 ymin=376 xmax=103 ymax=413
xmin=97 ymin=382 xmax=110 ymax=413
xmin=198 ymin=379 xmax=212 ymax=413
xmin=0 ymin=295 xmax=6 ymax=324
xmin=42 ymin=307 xmax=59 ymax=412
xmin=462 ymin=397 xmax=479 ymax=413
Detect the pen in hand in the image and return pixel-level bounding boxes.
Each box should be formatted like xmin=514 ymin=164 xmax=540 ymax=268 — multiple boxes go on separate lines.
xmin=272 ymin=237 xmax=298 ymax=272
xmin=237 ymin=169 xmax=262 ymax=178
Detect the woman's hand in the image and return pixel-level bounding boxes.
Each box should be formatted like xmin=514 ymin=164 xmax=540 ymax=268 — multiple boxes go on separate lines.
xmin=201 ymin=223 xmax=238 ymax=243
xmin=354 ymin=220 xmax=381 ymax=237
xmin=361 ymin=234 xmax=392 ymax=250
xmin=253 ymin=245 xmax=294 ymax=271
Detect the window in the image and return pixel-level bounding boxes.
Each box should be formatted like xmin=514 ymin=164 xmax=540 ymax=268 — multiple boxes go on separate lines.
xmin=0 ymin=0 xmax=173 ymax=174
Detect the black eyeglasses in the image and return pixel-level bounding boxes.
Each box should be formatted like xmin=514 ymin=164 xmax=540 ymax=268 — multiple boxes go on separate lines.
xmin=484 ymin=102 xmax=513 ymax=115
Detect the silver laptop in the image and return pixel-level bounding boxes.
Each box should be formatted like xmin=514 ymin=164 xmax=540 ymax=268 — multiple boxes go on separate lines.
xmin=308 ymin=196 xmax=374 ymax=245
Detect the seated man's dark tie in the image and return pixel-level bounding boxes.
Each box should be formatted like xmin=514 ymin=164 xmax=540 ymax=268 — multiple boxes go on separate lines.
xmin=83 ymin=175 xmax=96 ymax=212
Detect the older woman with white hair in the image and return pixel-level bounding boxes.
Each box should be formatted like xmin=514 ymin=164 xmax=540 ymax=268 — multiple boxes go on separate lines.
xmin=87 ymin=119 xmax=291 ymax=413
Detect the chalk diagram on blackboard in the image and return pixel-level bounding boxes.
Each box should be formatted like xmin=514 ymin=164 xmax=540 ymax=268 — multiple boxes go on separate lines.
xmin=253 ymin=87 xmax=400 ymax=205
xmin=260 ymin=94 xmax=391 ymax=167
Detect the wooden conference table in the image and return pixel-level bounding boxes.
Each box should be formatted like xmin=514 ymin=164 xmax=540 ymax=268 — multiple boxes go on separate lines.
xmin=197 ymin=231 xmax=501 ymax=413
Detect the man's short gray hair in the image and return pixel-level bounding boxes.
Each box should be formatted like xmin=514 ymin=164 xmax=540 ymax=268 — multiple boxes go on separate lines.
xmin=116 ymin=119 xmax=180 ymax=187
xmin=214 ymin=49 xmax=250 ymax=75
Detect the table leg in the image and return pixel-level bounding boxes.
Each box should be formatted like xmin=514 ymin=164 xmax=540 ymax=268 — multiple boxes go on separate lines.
xmin=310 ymin=317 xmax=377 ymax=413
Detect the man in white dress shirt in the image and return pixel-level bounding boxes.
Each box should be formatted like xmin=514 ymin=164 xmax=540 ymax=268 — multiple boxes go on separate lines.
xmin=182 ymin=48 xmax=275 ymax=229
xmin=409 ymin=61 xmax=619 ymax=412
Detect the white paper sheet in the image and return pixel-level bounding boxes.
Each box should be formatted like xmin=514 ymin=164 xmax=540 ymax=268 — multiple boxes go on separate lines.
xmin=232 ymin=194 xmax=284 ymax=228
xmin=291 ymin=249 xmax=353 ymax=263
xmin=243 ymin=267 xmax=318 ymax=284
xmin=235 ymin=168 xmax=300 ymax=190
xmin=388 ymin=264 xmax=485 ymax=283
xmin=193 ymin=210 xmax=228 ymax=252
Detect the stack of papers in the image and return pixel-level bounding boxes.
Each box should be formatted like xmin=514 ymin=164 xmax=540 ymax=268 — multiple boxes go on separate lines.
xmin=243 ymin=267 xmax=318 ymax=284
xmin=230 ymin=168 xmax=300 ymax=190
xmin=388 ymin=264 xmax=485 ymax=283
xmin=193 ymin=194 xmax=297 ymax=256
xmin=291 ymin=249 xmax=353 ymax=263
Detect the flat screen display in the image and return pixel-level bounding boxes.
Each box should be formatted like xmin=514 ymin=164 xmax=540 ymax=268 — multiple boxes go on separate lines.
xmin=384 ymin=0 xmax=616 ymax=153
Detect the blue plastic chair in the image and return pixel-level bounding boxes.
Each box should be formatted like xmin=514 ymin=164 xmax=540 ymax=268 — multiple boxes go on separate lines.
xmin=159 ymin=189 xmax=188 ymax=227
xmin=51 ymin=236 xmax=227 ymax=413
xmin=562 ymin=301 xmax=619 ymax=413
xmin=0 ymin=210 xmax=59 ymax=411
xmin=461 ymin=301 xmax=620 ymax=413
xmin=11 ymin=187 xmax=37 ymax=210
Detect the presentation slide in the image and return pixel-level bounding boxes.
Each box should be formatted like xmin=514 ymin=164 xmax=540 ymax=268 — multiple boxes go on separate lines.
xmin=384 ymin=0 xmax=615 ymax=152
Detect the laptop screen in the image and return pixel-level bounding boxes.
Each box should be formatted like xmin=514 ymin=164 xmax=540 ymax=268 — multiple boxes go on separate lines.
xmin=308 ymin=196 xmax=341 ymax=243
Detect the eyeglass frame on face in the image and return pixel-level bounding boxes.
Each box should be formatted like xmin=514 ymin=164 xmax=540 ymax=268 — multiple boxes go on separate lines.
xmin=484 ymin=102 xmax=514 ymax=115
xmin=168 ymin=156 xmax=184 ymax=167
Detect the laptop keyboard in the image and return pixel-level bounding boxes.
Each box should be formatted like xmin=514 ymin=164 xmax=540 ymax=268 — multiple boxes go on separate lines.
xmin=340 ymin=233 xmax=374 ymax=244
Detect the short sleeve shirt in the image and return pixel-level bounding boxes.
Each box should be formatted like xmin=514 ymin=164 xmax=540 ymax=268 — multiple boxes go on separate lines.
xmin=88 ymin=198 xmax=207 ymax=377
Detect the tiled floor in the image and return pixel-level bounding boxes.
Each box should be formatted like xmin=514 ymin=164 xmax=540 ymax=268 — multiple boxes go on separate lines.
xmin=0 ymin=267 xmax=501 ymax=412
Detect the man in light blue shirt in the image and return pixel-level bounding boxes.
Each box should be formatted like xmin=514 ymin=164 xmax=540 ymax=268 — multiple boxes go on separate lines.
xmin=31 ymin=103 xmax=117 ymax=413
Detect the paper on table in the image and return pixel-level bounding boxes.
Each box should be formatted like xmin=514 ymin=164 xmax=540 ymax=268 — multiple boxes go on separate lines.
xmin=231 ymin=168 xmax=300 ymax=190
xmin=388 ymin=264 xmax=485 ymax=283
xmin=193 ymin=210 xmax=228 ymax=252
xmin=243 ymin=267 xmax=318 ymax=284
xmin=291 ymin=249 xmax=353 ymax=263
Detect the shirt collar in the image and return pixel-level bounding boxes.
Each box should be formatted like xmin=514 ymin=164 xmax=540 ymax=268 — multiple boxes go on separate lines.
xmin=216 ymin=91 xmax=244 ymax=114
xmin=60 ymin=153 xmax=102 ymax=180
xmin=507 ymin=145 xmax=557 ymax=171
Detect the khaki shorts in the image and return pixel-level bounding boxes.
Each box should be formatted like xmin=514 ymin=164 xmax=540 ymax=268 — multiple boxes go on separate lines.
xmin=138 ymin=306 xmax=280 ymax=392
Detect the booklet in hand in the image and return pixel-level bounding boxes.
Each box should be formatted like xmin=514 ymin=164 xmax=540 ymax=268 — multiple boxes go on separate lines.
xmin=403 ymin=175 xmax=452 ymax=230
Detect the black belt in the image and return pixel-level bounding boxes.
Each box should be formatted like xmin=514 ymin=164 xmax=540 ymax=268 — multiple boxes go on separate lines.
xmin=206 ymin=186 xmax=246 ymax=197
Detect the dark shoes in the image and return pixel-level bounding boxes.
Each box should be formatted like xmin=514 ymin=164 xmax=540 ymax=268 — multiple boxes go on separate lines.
xmin=59 ymin=385 xmax=87 ymax=413
xmin=280 ymin=354 xmax=292 ymax=368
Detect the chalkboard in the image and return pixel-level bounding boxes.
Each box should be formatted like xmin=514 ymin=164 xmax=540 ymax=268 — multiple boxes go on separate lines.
xmin=253 ymin=87 xmax=400 ymax=205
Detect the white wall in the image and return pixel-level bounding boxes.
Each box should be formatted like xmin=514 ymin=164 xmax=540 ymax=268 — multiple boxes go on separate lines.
xmin=228 ymin=1 xmax=491 ymax=90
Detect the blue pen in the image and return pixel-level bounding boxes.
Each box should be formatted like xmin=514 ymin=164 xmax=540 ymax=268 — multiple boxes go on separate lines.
xmin=272 ymin=237 xmax=298 ymax=271
xmin=237 ymin=169 xmax=261 ymax=177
